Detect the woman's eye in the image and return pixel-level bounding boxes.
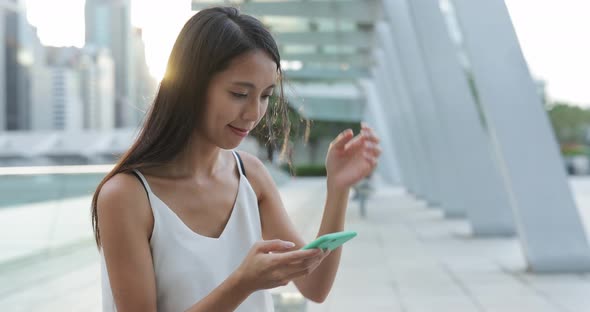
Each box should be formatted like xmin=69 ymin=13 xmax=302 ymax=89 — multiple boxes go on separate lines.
xmin=231 ymin=92 xmax=248 ymax=98
xmin=261 ymin=94 xmax=272 ymax=100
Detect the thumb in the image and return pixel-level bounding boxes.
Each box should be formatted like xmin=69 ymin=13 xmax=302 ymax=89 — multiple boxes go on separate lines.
xmin=330 ymin=129 xmax=353 ymax=149
xmin=257 ymin=239 xmax=296 ymax=253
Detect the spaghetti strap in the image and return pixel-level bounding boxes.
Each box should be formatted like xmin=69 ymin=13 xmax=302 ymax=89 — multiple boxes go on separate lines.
xmin=232 ymin=151 xmax=246 ymax=177
xmin=132 ymin=169 xmax=154 ymax=195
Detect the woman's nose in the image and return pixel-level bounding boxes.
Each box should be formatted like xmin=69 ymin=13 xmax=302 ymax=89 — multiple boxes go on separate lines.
xmin=242 ymin=98 xmax=261 ymax=121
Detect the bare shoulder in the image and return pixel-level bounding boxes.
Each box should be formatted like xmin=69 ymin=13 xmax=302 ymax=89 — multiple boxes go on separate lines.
xmin=97 ymin=172 xmax=153 ymax=240
xmin=235 ymin=150 xmax=266 ymax=173
xmin=234 ymin=151 xmax=276 ymax=199
xmin=97 ymin=172 xmax=158 ymax=310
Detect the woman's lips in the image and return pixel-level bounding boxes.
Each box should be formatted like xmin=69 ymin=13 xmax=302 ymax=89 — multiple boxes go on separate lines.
xmin=229 ymin=125 xmax=249 ymax=137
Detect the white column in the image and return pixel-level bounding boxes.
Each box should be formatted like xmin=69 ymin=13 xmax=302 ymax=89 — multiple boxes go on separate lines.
xmin=371 ymin=59 xmax=421 ymax=193
xmin=383 ymin=1 xmax=466 ymax=217
xmin=452 ymin=0 xmax=590 ymax=272
xmin=406 ymin=0 xmax=515 ymax=235
xmin=0 ymin=8 xmax=6 ymax=131
xmin=360 ymin=78 xmax=402 ymax=186
xmin=372 ymin=46 xmax=429 ymax=198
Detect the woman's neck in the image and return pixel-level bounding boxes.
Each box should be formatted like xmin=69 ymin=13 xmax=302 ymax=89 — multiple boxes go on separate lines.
xmin=148 ymin=136 xmax=227 ymax=180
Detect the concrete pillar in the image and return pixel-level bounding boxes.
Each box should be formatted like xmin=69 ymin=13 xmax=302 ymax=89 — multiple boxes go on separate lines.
xmin=371 ymin=59 xmax=422 ymax=193
xmin=406 ymin=0 xmax=515 ymax=236
xmin=360 ymin=78 xmax=402 ymax=186
xmin=452 ymin=0 xmax=590 ymax=272
xmin=373 ymin=48 xmax=434 ymax=197
xmin=0 ymin=8 xmax=6 ymax=131
xmin=383 ymin=1 xmax=466 ymax=217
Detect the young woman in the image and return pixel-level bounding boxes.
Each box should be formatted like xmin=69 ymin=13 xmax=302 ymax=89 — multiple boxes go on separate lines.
xmin=92 ymin=6 xmax=381 ymax=312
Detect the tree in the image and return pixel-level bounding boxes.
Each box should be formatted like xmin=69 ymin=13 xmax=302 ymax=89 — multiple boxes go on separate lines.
xmin=547 ymin=101 xmax=590 ymax=145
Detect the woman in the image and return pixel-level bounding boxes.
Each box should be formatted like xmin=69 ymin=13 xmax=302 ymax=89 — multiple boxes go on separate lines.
xmin=93 ymin=6 xmax=381 ymax=312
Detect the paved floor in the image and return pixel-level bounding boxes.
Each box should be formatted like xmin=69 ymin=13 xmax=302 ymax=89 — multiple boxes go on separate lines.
xmin=3 ymin=177 xmax=590 ymax=311
xmin=302 ymin=185 xmax=590 ymax=312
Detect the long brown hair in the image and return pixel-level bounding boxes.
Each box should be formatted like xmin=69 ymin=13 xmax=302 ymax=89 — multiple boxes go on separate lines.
xmin=91 ymin=7 xmax=290 ymax=247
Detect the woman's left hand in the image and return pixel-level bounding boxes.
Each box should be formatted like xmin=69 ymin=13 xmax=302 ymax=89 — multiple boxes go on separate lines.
xmin=325 ymin=123 xmax=381 ymax=191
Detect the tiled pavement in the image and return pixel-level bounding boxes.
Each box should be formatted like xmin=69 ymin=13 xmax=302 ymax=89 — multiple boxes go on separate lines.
xmin=3 ymin=177 xmax=590 ymax=311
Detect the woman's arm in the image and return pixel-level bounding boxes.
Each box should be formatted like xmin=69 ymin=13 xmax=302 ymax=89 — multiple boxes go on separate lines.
xmin=240 ymin=155 xmax=342 ymax=303
xmin=241 ymin=125 xmax=381 ymax=303
xmin=183 ymin=272 xmax=251 ymax=312
xmin=293 ymin=183 xmax=350 ymax=302
xmin=98 ymin=174 xmax=159 ymax=311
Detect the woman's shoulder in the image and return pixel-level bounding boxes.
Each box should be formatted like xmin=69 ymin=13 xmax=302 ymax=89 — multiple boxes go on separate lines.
xmin=97 ymin=172 xmax=154 ymax=239
xmin=233 ymin=151 xmax=276 ymax=197
xmin=99 ymin=172 xmax=147 ymax=203
xmin=234 ymin=150 xmax=265 ymax=172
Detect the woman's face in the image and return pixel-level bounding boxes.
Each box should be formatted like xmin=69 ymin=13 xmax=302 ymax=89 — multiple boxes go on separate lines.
xmin=200 ymin=51 xmax=278 ymax=149
xmin=200 ymin=50 xmax=278 ymax=149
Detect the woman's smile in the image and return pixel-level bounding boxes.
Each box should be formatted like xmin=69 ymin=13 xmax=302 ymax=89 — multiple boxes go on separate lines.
xmin=228 ymin=125 xmax=249 ymax=137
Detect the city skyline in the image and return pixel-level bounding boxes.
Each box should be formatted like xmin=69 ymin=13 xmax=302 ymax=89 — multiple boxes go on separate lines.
xmin=25 ymin=0 xmax=191 ymax=82
xmin=0 ymin=0 xmax=157 ymax=131
xmin=23 ymin=0 xmax=590 ymax=107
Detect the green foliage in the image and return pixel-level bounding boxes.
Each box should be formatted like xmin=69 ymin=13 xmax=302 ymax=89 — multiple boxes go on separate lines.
xmin=307 ymin=120 xmax=361 ymax=141
xmin=561 ymin=143 xmax=588 ymax=157
xmin=547 ymin=101 xmax=590 ymax=145
xmin=250 ymin=94 xmax=309 ymax=162
xmin=281 ymin=164 xmax=327 ymax=176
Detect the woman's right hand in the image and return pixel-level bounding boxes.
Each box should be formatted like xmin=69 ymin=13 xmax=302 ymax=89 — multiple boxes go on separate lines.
xmin=234 ymin=239 xmax=325 ymax=292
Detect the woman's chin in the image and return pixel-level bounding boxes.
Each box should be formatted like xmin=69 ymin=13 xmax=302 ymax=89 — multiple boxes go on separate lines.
xmin=217 ymin=138 xmax=243 ymax=150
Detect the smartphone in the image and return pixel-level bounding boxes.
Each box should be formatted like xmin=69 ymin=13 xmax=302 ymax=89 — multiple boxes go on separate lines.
xmin=301 ymin=231 xmax=357 ymax=251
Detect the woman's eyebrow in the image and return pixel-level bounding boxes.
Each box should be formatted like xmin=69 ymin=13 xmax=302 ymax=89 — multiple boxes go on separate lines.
xmin=231 ymin=81 xmax=276 ymax=90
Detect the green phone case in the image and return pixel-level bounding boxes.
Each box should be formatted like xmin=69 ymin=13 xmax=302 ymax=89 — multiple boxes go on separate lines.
xmin=301 ymin=231 xmax=357 ymax=251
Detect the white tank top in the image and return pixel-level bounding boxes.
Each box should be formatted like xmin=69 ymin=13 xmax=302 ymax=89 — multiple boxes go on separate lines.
xmin=100 ymin=151 xmax=274 ymax=312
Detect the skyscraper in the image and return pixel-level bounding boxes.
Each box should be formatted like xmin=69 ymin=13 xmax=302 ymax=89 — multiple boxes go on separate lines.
xmin=32 ymin=46 xmax=116 ymax=131
xmin=32 ymin=47 xmax=82 ymax=131
xmin=79 ymin=47 xmax=116 ymax=130
xmin=1 ymin=0 xmax=36 ymax=131
xmin=132 ymin=28 xmax=157 ymax=113
xmin=85 ymin=0 xmax=137 ymax=128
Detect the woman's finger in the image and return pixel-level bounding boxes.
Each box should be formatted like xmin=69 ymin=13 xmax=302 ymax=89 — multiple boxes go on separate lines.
xmin=330 ymin=129 xmax=354 ymax=150
xmin=364 ymin=142 xmax=382 ymax=158
xmin=281 ymin=256 xmax=324 ymax=279
xmin=364 ymin=129 xmax=380 ymax=144
xmin=363 ymin=152 xmax=378 ymax=169
xmin=361 ymin=127 xmax=380 ymax=144
xmin=344 ymin=133 xmax=369 ymax=153
xmin=275 ymin=248 xmax=321 ymax=264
